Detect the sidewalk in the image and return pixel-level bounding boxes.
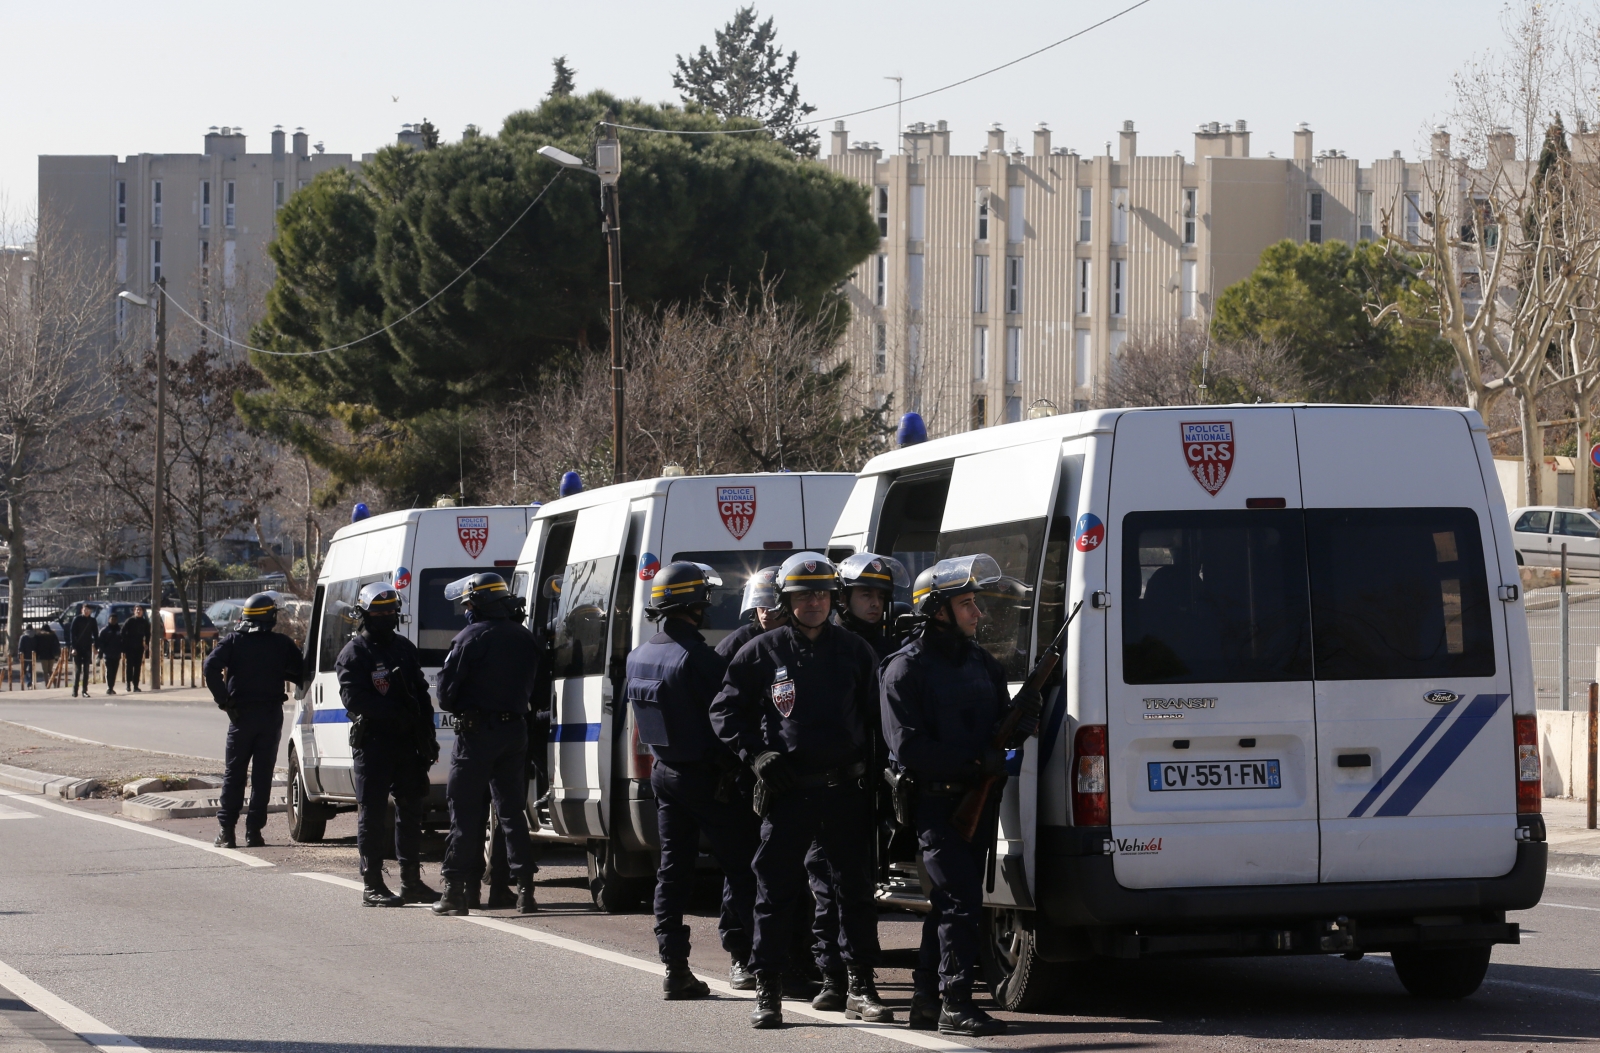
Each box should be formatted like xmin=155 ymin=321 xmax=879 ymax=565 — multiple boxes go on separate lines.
xmin=1545 ymin=795 xmax=1600 ymax=879
xmin=0 ymin=682 xmax=215 ymax=704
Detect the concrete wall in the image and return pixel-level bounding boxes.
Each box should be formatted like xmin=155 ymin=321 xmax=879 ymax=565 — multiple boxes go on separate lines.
xmin=1540 ymin=709 xmax=1597 ymax=799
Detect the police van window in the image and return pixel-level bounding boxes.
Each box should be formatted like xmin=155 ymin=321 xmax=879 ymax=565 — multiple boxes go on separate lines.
xmin=876 ymin=469 xmax=951 ymax=603
xmin=1557 ymin=511 xmax=1600 ymax=538
xmin=1122 ymin=510 xmax=1312 ymax=685
xmin=938 ymin=519 xmax=1045 ymax=681
xmin=551 ymin=556 xmax=618 ymax=679
xmin=610 ymin=512 xmax=644 ymax=677
xmin=303 ymin=584 xmax=324 ymax=676
xmin=1514 ymin=510 xmax=1551 ymax=533
xmin=317 ymin=574 xmax=387 ymax=673
xmin=1305 ymin=508 xmax=1494 ymax=680
xmin=535 ymin=518 xmax=576 ymax=635
xmin=1035 ymin=516 xmax=1074 ymax=659
xmin=673 ymin=549 xmax=798 ymax=648
xmin=416 ymin=567 xmax=484 ymax=665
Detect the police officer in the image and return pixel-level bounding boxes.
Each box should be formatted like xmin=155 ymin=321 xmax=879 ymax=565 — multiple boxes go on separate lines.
xmin=202 ymin=593 xmax=307 ymax=848
xmin=335 ymin=583 xmax=441 ymax=907
xmin=432 ymin=572 xmax=541 ymax=917
xmin=880 ymin=555 xmax=1042 ymax=1036
xmin=710 ymin=552 xmax=891 ymax=1029
xmin=836 ymin=553 xmax=910 ymax=660
xmin=625 ymin=561 xmax=761 ymax=1000
xmin=714 ymin=566 xmax=785 ymax=659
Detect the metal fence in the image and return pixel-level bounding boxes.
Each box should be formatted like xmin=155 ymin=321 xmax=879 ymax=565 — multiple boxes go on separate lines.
xmin=1527 ymin=581 xmax=1600 ymax=711
xmin=1 ymin=577 xmax=300 ymax=630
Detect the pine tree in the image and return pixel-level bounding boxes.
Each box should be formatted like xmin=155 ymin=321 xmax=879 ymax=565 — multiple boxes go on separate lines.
xmin=673 ymin=7 xmax=819 ymax=158
xmin=549 ymin=56 xmax=577 ymax=98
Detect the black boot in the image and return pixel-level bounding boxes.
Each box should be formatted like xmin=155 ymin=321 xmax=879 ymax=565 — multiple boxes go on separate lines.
xmin=845 ymin=964 xmax=894 ymax=1022
xmin=432 ymin=879 xmax=470 ymax=917
xmin=938 ymin=989 xmax=1005 ymax=1037
xmin=400 ymin=865 xmax=440 ymax=904
xmin=782 ymin=968 xmax=820 ymax=1001
xmin=244 ymin=829 xmax=266 ymax=848
xmin=663 ymin=962 xmax=710 ymax=1000
xmin=750 ymin=972 xmax=784 ymax=1029
xmin=908 ymin=991 xmax=941 ymax=1031
xmin=729 ymin=956 xmax=757 ymax=991
xmin=811 ymin=970 xmax=847 ymax=1012
xmin=484 ymin=883 xmax=516 ymax=909
xmin=515 ymin=874 xmax=538 ymax=914
xmin=362 ymin=873 xmax=404 ymax=908
xmin=213 ymin=826 xmax=237 ymax=848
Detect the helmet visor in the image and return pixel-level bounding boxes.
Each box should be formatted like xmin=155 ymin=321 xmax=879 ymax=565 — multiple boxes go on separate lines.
xmin=693 ymin=563 xmax=724 ymax=589
xmin=739 ymin=566 xmax=782 ymax=617
xmin=914 ymin=554 xmax=1004 ymax=604
xmin=837 ymin=552 xmax=910 ymax=591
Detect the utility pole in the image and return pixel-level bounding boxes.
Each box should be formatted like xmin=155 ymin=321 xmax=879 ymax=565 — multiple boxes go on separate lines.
xmin=151 ymin=277 xmax=166 ymax=692
xmin=885 ymin=76 xmax=903 ymax=153
xmin=597 ymin=123 xmax=625 ymax=483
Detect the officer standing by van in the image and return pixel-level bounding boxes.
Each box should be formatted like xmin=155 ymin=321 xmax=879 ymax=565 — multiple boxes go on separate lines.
xmin=431 ymin=572 xmax=541 ymax=917
xmin=715 ymin=566 xmax=785 ymax=659
xmin=625 ymin=561 xmax=761 ymax=999
xmin=710 ymin=552 xmax=891 ymax=1030
xmin=335 ymin=583 xmax=441 ymax=907
xmin=881 ymin=555 xmax=1041 ymax=1037
xmin=202 ymin=593 xmax=307 ymax=848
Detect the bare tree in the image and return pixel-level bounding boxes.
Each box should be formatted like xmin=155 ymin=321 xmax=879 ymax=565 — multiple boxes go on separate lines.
xmin=1101 ymin=329 xmax=1310 ymax=408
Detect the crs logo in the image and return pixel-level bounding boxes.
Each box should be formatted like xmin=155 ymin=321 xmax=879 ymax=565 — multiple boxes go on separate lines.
xmin=717 ymin=486 xmax=757 ymax=541
xmin=1074 ymin=512 xmax=1106 ymax=552
xmin=638 ymin=553 xmax=661 ymax=581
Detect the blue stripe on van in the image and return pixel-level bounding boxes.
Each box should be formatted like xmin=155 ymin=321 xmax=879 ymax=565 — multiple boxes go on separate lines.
xmin=312 ymin=708 xmax=350 ymax=724
xmin=1373 ymin=693 xmax=1508 ymax=818
xmin=1347 ymin=698 xmax=1458 ymax=818
xmin=552 ymin=722 xmax=601 ymax=742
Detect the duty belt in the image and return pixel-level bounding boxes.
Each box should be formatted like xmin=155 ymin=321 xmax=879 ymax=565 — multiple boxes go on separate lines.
xmin=920 ymin=779 xmax=970 ymax=797
xmin=794 ymin=760 xmax=867 ymax=789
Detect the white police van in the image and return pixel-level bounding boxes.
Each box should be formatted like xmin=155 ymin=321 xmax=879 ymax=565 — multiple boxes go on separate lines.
xmin=831 ymin=405 xmax=1545 ymax=1006
xmin=285 ymin=505 xmax=534 ymax=841
xmin=510 ymin=472 xmax=854 ymax=911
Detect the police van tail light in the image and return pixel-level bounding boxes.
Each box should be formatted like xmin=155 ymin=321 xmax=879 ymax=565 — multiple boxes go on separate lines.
xmin=630 ymin=722 xmax=654 ymax=781
xmin=1072 ymin=724 xmax=1109 ymax=827
xmin=1514 ymin=714 xmax=1541 ymax=813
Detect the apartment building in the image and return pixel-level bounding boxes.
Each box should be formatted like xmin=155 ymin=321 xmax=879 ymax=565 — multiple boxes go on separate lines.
xmin=826 ymin=118 xmax=1438 ymax=437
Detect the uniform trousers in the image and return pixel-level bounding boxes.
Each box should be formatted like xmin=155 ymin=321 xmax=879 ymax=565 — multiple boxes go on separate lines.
xmin=441 ymin=718 xmax=535 ymax=882
xmin=750 ymin=781 xmax=880 ymax=975
xmin=651 ymin=759 xmax=759 ymax=963
xmin=218 ymin=706 xmax=284 ymax=833
xmin=805 ymin=843 xmax=844 ymax=972
xmin=353 ymin=733 xmax=429 ymax=877
xmin=913 ymin=794 xmax=990 ymax=996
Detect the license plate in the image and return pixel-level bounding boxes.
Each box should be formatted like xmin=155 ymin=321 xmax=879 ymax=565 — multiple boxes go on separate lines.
xmin=1147 ymin=759 xmax=1281 ymax=791
xmin=436 ymin=712 xmax=457 ymax=729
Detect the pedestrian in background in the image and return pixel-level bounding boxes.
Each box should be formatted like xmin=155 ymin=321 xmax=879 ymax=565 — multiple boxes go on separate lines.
xmin=32 ymin=623 xmax=59 ymax=688
xmin=122 ymin=606 xmax=151 ymax=692
xmin=96 ymin=614 xmax=123 ymax=696
xmin=18 ymin=627 xmax=36 ymax=688
xmin=68 ymin=605 xmax=96 ymax=697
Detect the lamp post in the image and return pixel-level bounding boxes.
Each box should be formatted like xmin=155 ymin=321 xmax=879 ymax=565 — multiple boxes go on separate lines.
xmin=118 ymin=281 xmax=165 ymax=692
xmin=539 ymin=131 xmax=626 ymax=483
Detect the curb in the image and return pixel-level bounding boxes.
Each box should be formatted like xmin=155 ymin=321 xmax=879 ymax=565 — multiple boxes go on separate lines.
xmin=1548 ymin=850 xmax=1600 ymax=881
xmin=121 ymin=785 xmax=287 ymax=820
xmin=0 ymin=762 xmax=98 ymax=799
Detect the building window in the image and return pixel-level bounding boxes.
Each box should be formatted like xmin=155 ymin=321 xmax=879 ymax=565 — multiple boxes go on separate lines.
xmin=225 ymin=180 xmax=236 ymax=228
xmin=1007 ymin=186 xmax=1025 ymax=244
xmin=1109 ymin=330 xmax=1126 ymax=359
xmin=909 ymin=184 xmax=926 ymax=241
xmin=1005 ymin=396 xmax=1022 ymax=423
xmin=1074 ymin=330 xmax=1091 ymax=388
xmin=151 ymin=180 xmax=162 ymax=227
xmin=1180 ymin=260 xmax=1197 ymax=319
xmin=115 ymin=237 xmax=127 ymax=284
xmin=115 ymin=296 xmax=127 ymax=340
xmin=150 ymin=240 xmax=162 ymax=283
xmin=1078 ymin=188 xmax=1092 ymax=242
xmin=1006 ymin=256 xmax=1023 ymax=314
xmin=1112 ymin=260 xmax=1126 ymax=316
xmin=274 ymin=180 xmax=285 ymax=211
xmin=976 ymin=187 xmax=989 ymax=241
xmin=908 ymin=324 xmax=921 ymax=378
xmin=1005 ymin=326 xmax=1022 ymax=383
xmin=908 ymin=253 xmax=925 ymax=311
xmin=1405 ymin=192 xmax=1421 ymax=243
xmin=116 ymin=181 xmax=127 ymax=226
xmin=874 ymin=254 xmax=887 ymax=307
xmin=1111 ymin=187 xmax=1128 ymax=245
xmin=973 ymin=255 xmax=990 ymax=313
xmin=201 ymin=181 xmax=211 ymax=227
xmin=875 ymin=185 xmax=889 ymax=238
xmin=973 ymin=326 xmax=989 ymax=380
xmin=971 ymin=395 xmax=987 ymax=431
xmin=1183 ymin=188 xmax=1197 ymax=245
xmin=224 ymin=239 xmax=237 ymax=288
xmin=1358 ymin=191 xmax=1374 ymax=241
xmin=1076 ymin=258 xmax=1091 ymax=315
xmin=201 ymin=240 xmax=210 ymax=285
xmin=873 ymin=323 xmax=887 ymax=375
xmin=1308 ymin=191 xmax=1323 ymax=244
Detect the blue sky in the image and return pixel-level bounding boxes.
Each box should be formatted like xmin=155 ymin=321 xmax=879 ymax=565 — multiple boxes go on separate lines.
xmin=2 ymin=0 xmax=1516 ymax=228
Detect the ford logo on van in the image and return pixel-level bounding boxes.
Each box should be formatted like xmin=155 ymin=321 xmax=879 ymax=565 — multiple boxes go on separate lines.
xmin=1424 ymin=690 xmax=1461 ymax=705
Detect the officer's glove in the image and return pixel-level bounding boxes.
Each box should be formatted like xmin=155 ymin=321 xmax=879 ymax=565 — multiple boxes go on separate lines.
xmin=1012 ymin=686 xmax=1044 ymax=737
xmin=976 ymin=746 xmax=1008 ymax=778
xmin=751 ymin=751 xmax=796 ymax=795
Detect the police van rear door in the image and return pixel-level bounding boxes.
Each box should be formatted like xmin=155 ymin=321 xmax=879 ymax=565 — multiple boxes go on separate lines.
xmin=1297 ymin=408 xmax=1517 ymax=882
xmin=1105 ymin=408 xmax=1320 ymax=889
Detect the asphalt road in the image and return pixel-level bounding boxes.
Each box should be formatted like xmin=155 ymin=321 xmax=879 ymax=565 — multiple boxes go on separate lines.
xmin=0 ymin=694 xmax=290 ymax=770
xmin=0 ymin=788 xmax=1596 ymax=1053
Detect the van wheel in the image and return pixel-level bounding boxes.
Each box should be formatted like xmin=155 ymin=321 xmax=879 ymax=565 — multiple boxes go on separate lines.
xmin=586 ymin=841 xmax=647 ymax=913
xmin=1391 ymin=946 xmax=1491 ymax=999
xmin=979 ymin=907 xmax=1064 ymax=1012
xmin=286 ymin=752 xmax=329 ymax=843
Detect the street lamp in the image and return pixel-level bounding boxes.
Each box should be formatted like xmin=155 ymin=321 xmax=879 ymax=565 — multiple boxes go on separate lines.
xmin=118 ymin=282 xmax=165 ymax=692
xmin=539 ymin=132 xmax=626 ymax=483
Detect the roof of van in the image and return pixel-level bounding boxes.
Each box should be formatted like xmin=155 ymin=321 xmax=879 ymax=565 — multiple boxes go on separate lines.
xmin=530 ymin=471 xmax=855 ymax=520
xmin=326 ymin=505 xmax=528 ymax=544
xmin=858 ymin=404 xmax=1483 ymax=476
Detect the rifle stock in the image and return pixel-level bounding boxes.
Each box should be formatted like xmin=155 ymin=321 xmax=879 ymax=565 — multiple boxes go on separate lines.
xmin=951 ymin=601 xmax=1083 ymax=841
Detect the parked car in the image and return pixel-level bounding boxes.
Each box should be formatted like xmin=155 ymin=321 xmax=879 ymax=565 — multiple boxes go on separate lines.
xmin=1509 ymin=505 xmax=1600 ymax=569
xmin=36 ymin=572 xmax=133 ymax=590
xmin=206 ymin=592 xmax=307 ymax=644
xmin=45 ymin=602 xmax=110 ymax=647
xmin=158 ymin=607 xmax=219 ymax=653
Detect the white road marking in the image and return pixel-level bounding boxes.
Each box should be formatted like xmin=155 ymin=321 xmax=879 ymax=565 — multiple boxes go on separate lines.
xmin=0 ymin=801 xmax=39 ymax=820
xmin=0 ymin=956 xmax=148 ymax=1052
xmin=292 ymin=872 xmax=982 ymax=1052
xmin=0 ymin=789 xmax=273 ymax=867
xmin=1540 ymin=901 xmax=1600 ymax=912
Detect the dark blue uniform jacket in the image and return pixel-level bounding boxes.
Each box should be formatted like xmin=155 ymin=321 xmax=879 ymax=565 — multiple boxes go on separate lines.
xmin=336 ymin=631 xmax=434 ymax=733
xmin=843 ymin=612 xmax=902 ymax=661
xmin=624 ymin=617 xmax=733 ymax=765
xmin=437 ymin=616 xmax=540 ymax=714
xmin=203 ymin=630 xmax=307 ymax=707
xmin=714 ymin=619 xmax=767 ymax=660
xmin=710 ymin=621 xmax=879 ymax=773
xmin=880 ymin=628 xmax=1013 ymax=779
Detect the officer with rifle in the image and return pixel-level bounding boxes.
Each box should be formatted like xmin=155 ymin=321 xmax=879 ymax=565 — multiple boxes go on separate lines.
xmin=334 ymin=583 xmax=441 ymax=907
xmin=880 ymin=555 xmax=1062 ymax=1037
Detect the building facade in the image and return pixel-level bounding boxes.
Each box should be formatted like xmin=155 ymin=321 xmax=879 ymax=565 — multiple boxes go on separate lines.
xmin=825 ymin=119 xmax=1438 ymax=437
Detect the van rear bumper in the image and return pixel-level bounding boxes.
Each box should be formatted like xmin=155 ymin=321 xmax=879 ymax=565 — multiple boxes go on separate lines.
xmin=1037 ymin=825 xmax=1547 ymax=929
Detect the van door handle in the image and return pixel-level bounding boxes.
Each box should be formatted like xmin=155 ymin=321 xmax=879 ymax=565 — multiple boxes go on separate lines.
xmin=1336 ymin=753 xmax=1372 ymax=768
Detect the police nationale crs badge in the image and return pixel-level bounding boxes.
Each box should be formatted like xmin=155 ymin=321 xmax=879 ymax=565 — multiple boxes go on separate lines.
xmin=771 ymin=680 xmax=797 ymax=718
xmin=457 ymin=515 xmax=489 ymax=558
xmin=718 ymin=486 xmax=756 ymax=541
xmin=1180 ymin=421 xmax=1234 ymax=496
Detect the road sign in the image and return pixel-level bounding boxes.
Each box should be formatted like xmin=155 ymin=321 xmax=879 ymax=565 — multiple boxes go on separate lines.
xmin=1590 ymin=443 xmax=1600 ymax=469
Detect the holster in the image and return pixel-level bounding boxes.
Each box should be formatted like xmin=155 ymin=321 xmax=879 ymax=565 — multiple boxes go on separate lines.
xmin=884 ymin=767 xmax=917 ymax=827
xmin=348 ymin=715 xmax=367 ymax=749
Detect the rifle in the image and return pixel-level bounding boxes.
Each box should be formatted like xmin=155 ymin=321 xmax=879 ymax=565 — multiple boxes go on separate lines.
xmin=952 ymin=600 xmax=1084 ymax=841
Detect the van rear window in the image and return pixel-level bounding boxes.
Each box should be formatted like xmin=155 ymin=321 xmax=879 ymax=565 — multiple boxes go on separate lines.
xmin=417 ymin=567 xmax=486 ymax=665
xmin=550 ymin=557 xmax=618 ymax=679
xmin=672 ymin=550 xmax=798 ymax=647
